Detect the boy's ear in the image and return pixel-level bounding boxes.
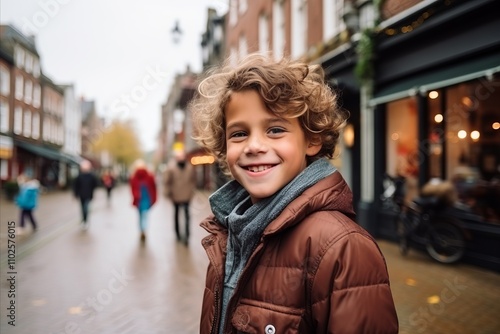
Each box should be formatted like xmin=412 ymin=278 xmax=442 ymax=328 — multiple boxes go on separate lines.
xmin=306 ymin=137 xmax=322 ymax=156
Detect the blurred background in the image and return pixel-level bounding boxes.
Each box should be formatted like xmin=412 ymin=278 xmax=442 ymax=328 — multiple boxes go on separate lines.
xmin=0 ymin=0 xmax=499 ymax=333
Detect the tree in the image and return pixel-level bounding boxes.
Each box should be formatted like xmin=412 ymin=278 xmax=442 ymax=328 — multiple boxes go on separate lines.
xmin=92 ymin=119 xmax=143 ymax=167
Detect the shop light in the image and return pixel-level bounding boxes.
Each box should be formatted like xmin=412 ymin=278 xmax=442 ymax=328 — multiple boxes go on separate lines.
xmin=470 ymin=130 xmax=480 ymax=141
xmin=427 ymin=295 xmax=440 ymax=304
xmin=493 ymin=122 xmax=500 ymax=130
xmin=343 ymin=124 xmax=355 ymax=148
xmin=428 ymin=91 xmax=439 ymax=99
xmin=191 ymin=155 xmax=215 ymax=165
xmin=434 ymin=114 xmax=443 ymax=123
xmin=458 ymin=130 xmax=467 ymax=139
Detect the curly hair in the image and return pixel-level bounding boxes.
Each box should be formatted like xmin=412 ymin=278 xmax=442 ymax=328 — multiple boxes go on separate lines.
xmin=189 ymin=53 xmax=348 ymax=174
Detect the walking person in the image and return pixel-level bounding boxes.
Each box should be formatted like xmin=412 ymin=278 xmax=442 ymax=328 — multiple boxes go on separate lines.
xmin=73 ymin=160 xmax=98 ymax=230
xmin=130 ymin=159 xmax=157 ymax=242
xmin=15 ymin=174 xmax=40 ymax=234
xmin=190 ymin=54 xmax=399 ymax=333
xmin=101 ymin=169 xmax=115 ymax=206
xmin=163 ymin=150 xmax=196 ymax=245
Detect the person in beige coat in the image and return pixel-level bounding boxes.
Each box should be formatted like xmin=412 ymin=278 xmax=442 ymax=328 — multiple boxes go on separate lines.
xmin=164 ymin=150 xmax=196 ymax=245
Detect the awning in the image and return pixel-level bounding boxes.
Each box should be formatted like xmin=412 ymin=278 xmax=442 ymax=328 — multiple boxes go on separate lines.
xmin=370 ymin=51 xmax=500 ymax=106
xmin=15 ymin=140 xmax=81 ymax=165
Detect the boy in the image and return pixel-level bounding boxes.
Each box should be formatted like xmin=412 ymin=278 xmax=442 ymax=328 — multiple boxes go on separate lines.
xmin=190 ymin=54 xmax=398 ymax=333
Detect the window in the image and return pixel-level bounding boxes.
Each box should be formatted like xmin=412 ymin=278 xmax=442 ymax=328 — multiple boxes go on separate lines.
xmin=291 ymin=0 xmax=307 ymax=58
xmin=0 ymin=67 xmax=9 ymax=95
xmin=229 ymin=0 xmax=238 ymax=26
xmin=24 ymin=80 xmax=33 ymax=105
xmin=32 ymin=112 xmax=40 ymax=139
xmin=23 ymin=110 xmax=31 ymax=137
xmin=33 ymin=84 xmax=41 ymax=108
xmin=0 ymin=100 xmax=9 ymax=132
xmin=273 ymin=0 xmax=285 ymax=60
xmin=258 ymin=13 xmax=270 ymax=54
xmin=25 ymin=53 xmax=33 ymax=74
xmin=33 ymin=59 xmax=41 ymax=78
xmin=15 ymin=75 xmax=23 ymax=100
xmin=229 ymin=47 xmax=238 ymax=67
xmin=238 ymin=34 xmax=248 ymax=60
xmin=359 ymin=2 xmax=375 ymax=30
xmin=0 ymin=159 xmax=7 ymax=180
xmin=239 ymin=0 xmax=248 ymax=15
xmin=14 ymin=106 xmax=22 ymax=134
xmin=43 ymin=117 xmax=50 ymax=141
xmin=386 ymin=98 xmax=419 ymax=181
xmin=323 ymin=0 xmax=345 ymax=41
xmin=15 ymin=46 xmax=25 ymax=69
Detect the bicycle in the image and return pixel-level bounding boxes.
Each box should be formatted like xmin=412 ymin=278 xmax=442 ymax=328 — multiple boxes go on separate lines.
xmin=382 ymin=175 xmax=466 ymax=264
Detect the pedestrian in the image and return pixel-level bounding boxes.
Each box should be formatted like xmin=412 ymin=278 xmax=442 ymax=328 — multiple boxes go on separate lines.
xmin=129 ymin=159 xmax=157 ymax=242
xmin=190 ymin=54 xmax=399 ymax=333
xmin=101 ymin=169 xmax=116 ymax=205
xmin=163 ymin=149 xmax=196 ymax=245
xmin=15 ymin=174 xmax=40 ymax=234
xmin=73 ymin=160 xmax=98 ymax=230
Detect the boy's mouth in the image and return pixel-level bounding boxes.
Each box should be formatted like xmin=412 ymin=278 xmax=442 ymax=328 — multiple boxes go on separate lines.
xmin=246 ymin=165 xmax=274 ymax=173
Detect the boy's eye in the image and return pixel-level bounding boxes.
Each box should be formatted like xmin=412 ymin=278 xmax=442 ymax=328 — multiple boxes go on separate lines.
xmin=228 ymin=131 xmax=247 ymax=139
xmin=268 ymin=127 xmax=286 ymax=135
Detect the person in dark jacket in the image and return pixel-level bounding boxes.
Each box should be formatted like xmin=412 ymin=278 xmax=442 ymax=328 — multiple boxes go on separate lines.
xmin=73 ymin=160 xmax=98 ymax=230
xmin=190 ymin=54 xmax=399 ymax=333
xmin=130 ymin=159 xmax=157 ymax=242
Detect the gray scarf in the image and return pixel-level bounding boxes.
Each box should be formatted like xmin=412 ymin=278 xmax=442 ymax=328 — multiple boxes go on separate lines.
xmin=209 ymin=158 xmax=336 ymax=332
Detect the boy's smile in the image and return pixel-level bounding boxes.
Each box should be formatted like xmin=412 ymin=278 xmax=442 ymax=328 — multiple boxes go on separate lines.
xmin=224 ymin=90 xmax=321 ymax=203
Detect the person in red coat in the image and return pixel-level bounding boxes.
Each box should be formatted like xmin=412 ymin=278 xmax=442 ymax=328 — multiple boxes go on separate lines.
xmin=129 ymin=159 xmax=157 ymax=242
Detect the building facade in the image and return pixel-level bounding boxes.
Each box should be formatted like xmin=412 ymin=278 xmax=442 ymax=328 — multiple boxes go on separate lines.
xmin=215 ymin=0 xmax=500 ymax=270
xmin=0 ymin=24 xmax=82 ymax=191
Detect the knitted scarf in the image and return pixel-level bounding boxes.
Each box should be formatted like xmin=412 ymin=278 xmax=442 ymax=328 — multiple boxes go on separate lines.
xmin=209 ymin=158 xmax=336 ymax=332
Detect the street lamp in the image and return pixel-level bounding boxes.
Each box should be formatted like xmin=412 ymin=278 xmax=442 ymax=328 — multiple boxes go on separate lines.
xmin=171 ymin=20 xmax=182 ymax=44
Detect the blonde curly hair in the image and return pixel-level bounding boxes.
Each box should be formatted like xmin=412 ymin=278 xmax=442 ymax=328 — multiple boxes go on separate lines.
xmin=189 ymin=53 xmax=348 ymax=174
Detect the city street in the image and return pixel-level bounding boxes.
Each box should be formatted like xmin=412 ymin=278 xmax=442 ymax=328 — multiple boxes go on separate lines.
xmin=1 ymin=184 xmax=499 ymax=334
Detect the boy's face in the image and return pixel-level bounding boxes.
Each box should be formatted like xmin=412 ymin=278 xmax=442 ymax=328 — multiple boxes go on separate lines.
xmin=225 ymin=90 xmax=321 ymax=203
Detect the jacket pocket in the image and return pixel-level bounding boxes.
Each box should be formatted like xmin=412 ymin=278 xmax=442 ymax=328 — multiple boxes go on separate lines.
xmin=231 ymin=300 xmax=302 ymax=334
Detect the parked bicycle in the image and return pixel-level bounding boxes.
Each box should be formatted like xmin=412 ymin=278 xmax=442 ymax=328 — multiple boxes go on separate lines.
xmin=381 ymin=174 xmax=467 ymax=264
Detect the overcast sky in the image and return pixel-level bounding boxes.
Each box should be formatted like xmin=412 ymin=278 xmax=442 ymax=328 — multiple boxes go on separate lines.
xmin=1 ymin=0 xmax=228 ymax=151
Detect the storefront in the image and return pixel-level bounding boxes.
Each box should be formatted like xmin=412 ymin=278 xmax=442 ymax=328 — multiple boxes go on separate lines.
xmin=369 ymin=0 xmax=500 ymax=270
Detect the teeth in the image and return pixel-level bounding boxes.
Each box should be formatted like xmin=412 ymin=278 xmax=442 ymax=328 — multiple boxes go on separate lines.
xmin=248 ymin=165 xmax=271 ymax=172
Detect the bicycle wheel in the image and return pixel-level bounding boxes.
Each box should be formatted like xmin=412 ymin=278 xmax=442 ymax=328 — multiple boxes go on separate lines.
xmin=425 ymin=222 xmax=465 ymax=264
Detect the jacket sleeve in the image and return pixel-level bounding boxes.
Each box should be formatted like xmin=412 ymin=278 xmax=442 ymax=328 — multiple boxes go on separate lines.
xmin=312 ymin=232 xmax=399 ymax=334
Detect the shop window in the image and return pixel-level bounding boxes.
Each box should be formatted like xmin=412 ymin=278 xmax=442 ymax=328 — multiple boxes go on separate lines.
xmin=444 ymin=79 xmax=500 ymax=223
xmin=386 ymin=97 xmax=419 ymax=204
xmin=427 ymin=89 xmax=445 ymax=179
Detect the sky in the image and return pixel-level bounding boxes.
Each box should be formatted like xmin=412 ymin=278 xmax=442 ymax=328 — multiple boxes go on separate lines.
xmin=0 ymin=0 xmax=228 ymax=152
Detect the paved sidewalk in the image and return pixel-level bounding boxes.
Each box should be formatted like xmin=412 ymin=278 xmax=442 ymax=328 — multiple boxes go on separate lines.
xmin=0 ymin=185 xmax=499 ymax=333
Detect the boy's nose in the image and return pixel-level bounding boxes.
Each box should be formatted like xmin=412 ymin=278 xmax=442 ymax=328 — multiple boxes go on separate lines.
xmin=243 ymin=135 xmax=267 ymax=154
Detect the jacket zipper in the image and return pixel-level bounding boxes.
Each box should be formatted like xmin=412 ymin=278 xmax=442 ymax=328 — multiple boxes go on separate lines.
xmin=222 ymin=239 xmax=265 ymax=334
xmin=210 ymin=286 xmax=220 ymax=334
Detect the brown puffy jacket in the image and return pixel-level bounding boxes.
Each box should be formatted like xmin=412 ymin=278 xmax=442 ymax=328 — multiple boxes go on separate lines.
xmin=200 ymin=172 xmax=398 ymax=333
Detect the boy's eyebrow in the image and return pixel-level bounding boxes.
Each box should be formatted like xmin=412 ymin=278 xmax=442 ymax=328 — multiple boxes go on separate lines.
xmin=226 ymin=117 xmax=291 ymax=131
